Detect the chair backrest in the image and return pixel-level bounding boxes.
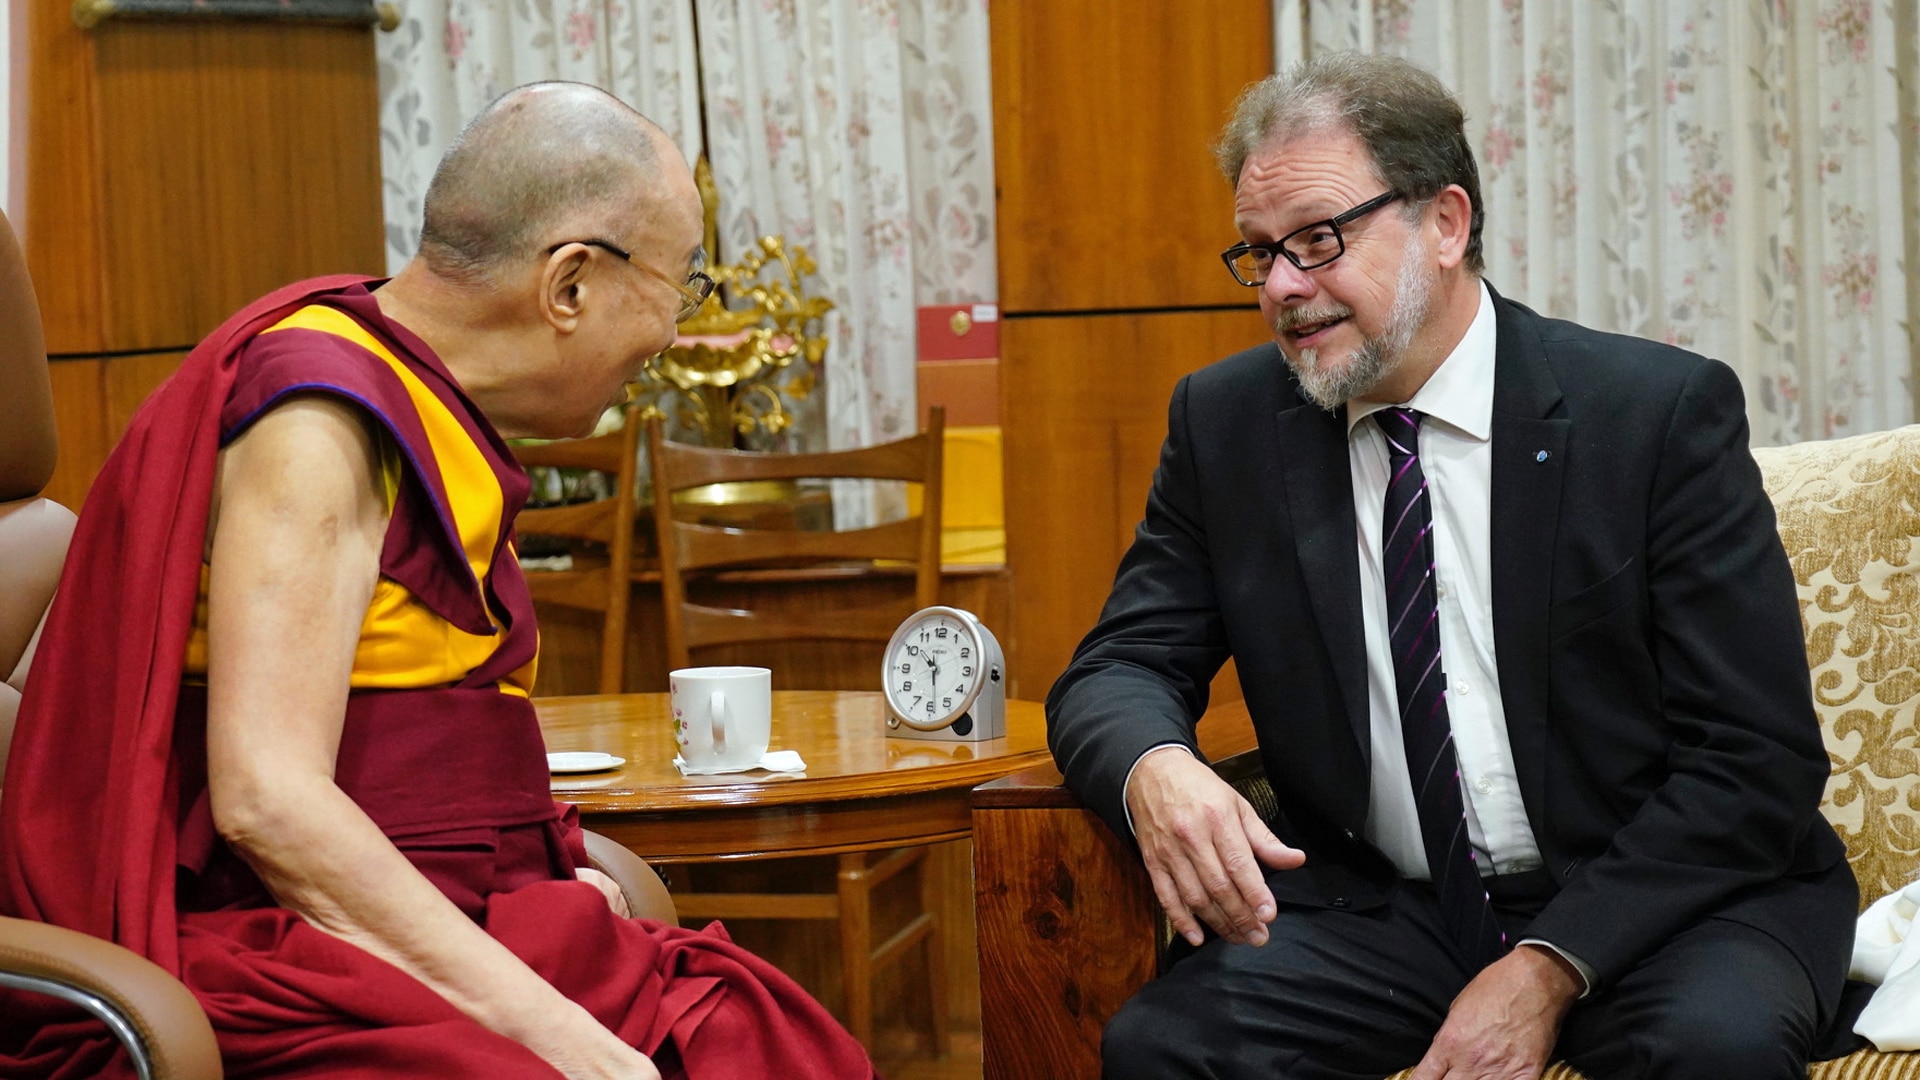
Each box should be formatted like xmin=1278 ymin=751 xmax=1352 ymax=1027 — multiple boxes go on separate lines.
xmin=1754 ymin=424 xmax=1920 ymax=911
xmin=0 ymin=211 xmax=57 ymax=508
xmin=647 ymin=407 xmax=945 ymax=678
xmin=510 ymin=403 xmax=644 ymax=694
xmin=0 ymin=209 xmax=76 ymax=784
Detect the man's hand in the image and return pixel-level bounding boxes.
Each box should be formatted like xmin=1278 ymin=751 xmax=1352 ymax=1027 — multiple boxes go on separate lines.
xmin=1126 ymin=746 xmax=1305 ymax=947
xmin=1408 ymin=944 xmax=1583 ymax=1080
xmin=576 ymin=867 xmax=632 ymax=918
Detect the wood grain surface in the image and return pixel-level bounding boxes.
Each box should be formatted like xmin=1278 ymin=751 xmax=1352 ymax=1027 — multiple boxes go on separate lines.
xmin=991 ymin=0 xmax=1272 ymax=314
xmin=1000 ymin=309 xmax=1266 ymax=696
xmin=971 ymin=699 xmax=1258 ymax=1080
xmin=536 ymin=691 xmax=1049 ymax=861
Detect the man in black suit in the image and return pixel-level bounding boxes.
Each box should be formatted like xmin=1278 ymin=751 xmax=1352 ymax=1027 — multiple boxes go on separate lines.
xmin=1050 ymin=52 xmax=1858 ymax=1080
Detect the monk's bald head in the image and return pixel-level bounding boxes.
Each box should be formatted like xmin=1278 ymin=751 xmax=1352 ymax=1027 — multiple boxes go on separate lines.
xmin=418 ymin=83 xmax=676 ymax=282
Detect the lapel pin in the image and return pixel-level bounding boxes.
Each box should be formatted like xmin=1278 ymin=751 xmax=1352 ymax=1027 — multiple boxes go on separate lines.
xmin=1535 ymin=450 xmax=1550 ymax=462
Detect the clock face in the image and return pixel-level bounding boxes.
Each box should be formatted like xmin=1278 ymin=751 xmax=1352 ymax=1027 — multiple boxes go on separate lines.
xmin=885 ymin=609 xmax=984 ymax=728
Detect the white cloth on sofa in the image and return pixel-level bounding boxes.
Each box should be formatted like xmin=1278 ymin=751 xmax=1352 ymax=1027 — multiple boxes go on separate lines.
xmin=1852 ymin=878 xmax=1920 ymax=1049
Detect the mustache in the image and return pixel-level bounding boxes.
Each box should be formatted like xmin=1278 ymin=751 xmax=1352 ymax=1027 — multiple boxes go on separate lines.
xmin=1270 ymin=304 xmax=1353 ymax=335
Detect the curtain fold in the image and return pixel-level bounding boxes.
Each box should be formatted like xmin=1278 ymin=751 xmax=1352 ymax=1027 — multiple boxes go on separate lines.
xmin=376 ymin=0 xmax=997 ymax=491
xmin=1276 ymin=0 xmax=1919 ymax=445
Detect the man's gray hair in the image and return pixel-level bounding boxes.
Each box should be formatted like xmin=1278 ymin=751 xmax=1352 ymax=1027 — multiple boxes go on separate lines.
xmin=1215 ymin=53 xmax=1486 ymax=274
xmin=418 ymin=82 xmax=664 ymax=282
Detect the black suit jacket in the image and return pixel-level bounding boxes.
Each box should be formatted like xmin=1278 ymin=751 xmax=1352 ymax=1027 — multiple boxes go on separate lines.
xmin=1048 ymin=288 xmax=1856 ymax=1010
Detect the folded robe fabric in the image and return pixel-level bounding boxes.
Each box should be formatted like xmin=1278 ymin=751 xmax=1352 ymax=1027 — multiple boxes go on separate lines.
xmin=0 ymin=276 xmax=873 ymax=1079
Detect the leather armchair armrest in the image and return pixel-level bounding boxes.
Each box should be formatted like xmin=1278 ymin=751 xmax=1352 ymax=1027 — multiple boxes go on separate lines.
xmin=582 ymin=829 xmax=677 ymax=927
xmin=0 ymin=914 xmax=221 ymax=1080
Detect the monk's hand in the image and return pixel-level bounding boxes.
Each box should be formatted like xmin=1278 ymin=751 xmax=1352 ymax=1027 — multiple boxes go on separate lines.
xmin=543 ymin=1023 xmax=661 ymax=1080
xmin=576 ymin=867 xmax=632 ymax=918
xmin=1408 ymin=944 xmax=1582 ymax=1080
xmin=1125 ymin=746 xmax=1304 ymax=947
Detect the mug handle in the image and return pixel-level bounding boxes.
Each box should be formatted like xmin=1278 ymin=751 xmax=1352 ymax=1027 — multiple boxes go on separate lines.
xmin=710 ymin=690 xmax=729 ymax=751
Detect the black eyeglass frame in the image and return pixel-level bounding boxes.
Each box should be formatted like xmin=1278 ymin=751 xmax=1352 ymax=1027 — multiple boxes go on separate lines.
xmin=1220 ymin=190 xmax=1406 ymax=286
xmin=544 ymin=238 xmax=717 ymax=322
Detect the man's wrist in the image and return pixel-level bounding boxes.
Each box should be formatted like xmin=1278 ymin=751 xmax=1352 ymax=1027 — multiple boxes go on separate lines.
xmin=1514 ymin=942 xmax=1586 ymax=1008
xmin=1121 ymin=743 xmax=1195 ymax=837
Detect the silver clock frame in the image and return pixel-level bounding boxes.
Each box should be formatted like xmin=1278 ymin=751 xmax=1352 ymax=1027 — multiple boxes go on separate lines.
xmin=882 ymin=605 xmax=1006 ymax=742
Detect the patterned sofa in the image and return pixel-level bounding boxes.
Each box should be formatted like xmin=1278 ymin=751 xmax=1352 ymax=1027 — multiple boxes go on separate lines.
xmin=973 ymin=424 xmax=1920 ymax=1080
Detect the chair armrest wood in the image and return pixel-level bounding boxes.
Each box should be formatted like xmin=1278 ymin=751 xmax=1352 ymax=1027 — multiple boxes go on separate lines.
xmin=0 ymin=914 xmax=222 ymax=1079
xmin=973 ymin=764 xmax=1154 ymax=1080
xmin=582 ymin=829 xmax=678 ymax=926
xmin=971 ymin=699 xmax=1265 ymax=1080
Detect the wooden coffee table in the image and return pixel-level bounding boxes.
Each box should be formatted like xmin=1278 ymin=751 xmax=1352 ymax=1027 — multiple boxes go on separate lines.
xmin=535 ymin=689 xmax=1050 ymax=862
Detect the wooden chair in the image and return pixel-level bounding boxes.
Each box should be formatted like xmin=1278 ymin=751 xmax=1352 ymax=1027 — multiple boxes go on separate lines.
xmin=646 ymin=409 xmax=949 ymax=1055
xmin=511 ymin=404 xmax=643 ymax=695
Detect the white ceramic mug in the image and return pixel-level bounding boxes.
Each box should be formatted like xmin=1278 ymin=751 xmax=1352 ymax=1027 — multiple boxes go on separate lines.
xmin=670 ymin=666 xmax=772 ymax=770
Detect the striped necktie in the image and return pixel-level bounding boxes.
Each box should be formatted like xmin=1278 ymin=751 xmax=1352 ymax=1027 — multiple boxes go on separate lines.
xmin=1379 ymin=406 xmax=1507 ymax=970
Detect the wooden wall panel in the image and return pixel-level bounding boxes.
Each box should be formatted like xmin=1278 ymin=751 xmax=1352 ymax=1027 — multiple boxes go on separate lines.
xmin=992 ymin=0 xmax=1273 ymax=702
xmin=24 ymin=1 xmax=107 ymax=355
xmin=102 ymin=351 xmax=188 ymax=439
xmin=26 ymin=11 xmax=383 ymax=508
xmin=1000 ymin=309 xmax=1267 ymax=696
xmin=991 ymin=0 xmax=1272 ymax=313
xmin=40 ymin=351 xmax=190 ymax=514
xmin=42 ymin=360 xmax=108 ymax=514
xmin=92 ymin=23 xmax=384 ymax=351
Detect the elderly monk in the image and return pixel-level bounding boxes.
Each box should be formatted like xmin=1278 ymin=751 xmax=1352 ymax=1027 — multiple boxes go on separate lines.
xmin=0 ymin=84 xmax=873 ymax=1080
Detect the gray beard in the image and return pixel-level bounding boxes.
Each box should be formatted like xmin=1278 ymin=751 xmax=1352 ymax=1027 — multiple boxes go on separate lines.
xmin=1285 ymin=235 xmax=1435 ymax=412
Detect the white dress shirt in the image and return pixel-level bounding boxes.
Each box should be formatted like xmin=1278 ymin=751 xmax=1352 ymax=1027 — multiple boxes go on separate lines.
xmin=1345 ymin=281 xmax=1543 ymax=881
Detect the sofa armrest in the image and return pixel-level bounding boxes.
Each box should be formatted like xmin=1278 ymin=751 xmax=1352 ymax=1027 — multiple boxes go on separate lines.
xmin=0 ymin=914 xmax=222 ymax=1079
xmin=582 ymin=829 xmax=678 ymax=926
xmin=972 ymin=701 xmax=1264 ymax=1080
xmin=973 ymin=762 xmax=1157 ymax=1080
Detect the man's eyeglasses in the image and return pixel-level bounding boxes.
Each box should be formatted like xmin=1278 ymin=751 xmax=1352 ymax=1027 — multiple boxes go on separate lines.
xmin=1220 ymin=190 xmax=1404 ymax=286
xmin=545 ymin=239 xmax=716 ymax=322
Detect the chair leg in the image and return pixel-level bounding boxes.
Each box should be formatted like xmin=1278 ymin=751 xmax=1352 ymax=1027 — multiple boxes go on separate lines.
xmin=921 ymin=847 xmax=951 ymax=1058
xmin=837 ymin=852 xmax=875 ymax=1050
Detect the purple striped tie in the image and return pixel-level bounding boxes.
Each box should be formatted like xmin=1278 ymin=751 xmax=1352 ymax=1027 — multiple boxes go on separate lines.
xmin=1379 ymin=407 xmax=1506 ymax=970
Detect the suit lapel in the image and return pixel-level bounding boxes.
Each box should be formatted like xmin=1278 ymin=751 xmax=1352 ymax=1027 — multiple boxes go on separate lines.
xmin=1487 ymin=290 xmax=1568 ymax=829
xmin=1274 ymin=397 xmax=1372 ymax=769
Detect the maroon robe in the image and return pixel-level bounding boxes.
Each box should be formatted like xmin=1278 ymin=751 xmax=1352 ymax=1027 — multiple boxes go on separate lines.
xmin=0 ymin=278 xmax=874 ymax=1079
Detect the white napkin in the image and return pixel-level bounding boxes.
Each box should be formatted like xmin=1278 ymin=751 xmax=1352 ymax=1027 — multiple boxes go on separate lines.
xmin=1852 ymin=879 xmax=1920 ymax=1049
xmin=672 ymin=750 xmax=807 ymax=777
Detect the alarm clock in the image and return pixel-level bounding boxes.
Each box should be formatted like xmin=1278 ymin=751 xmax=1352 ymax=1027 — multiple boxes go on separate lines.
xmin=881 ymin=605 xmax=1006 ymax=742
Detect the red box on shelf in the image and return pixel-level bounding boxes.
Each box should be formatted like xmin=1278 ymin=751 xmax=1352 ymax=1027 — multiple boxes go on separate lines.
xmin=916 ymin=303 xmax=1000 ymax=361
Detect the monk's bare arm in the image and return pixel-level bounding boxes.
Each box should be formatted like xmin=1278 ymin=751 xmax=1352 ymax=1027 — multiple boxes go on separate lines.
xmin=203 ymin=395 xmax=656 ymax=1080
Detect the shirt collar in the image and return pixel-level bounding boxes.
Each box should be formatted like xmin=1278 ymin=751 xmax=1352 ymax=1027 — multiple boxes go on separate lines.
xmin=1345 ymin=279 xmax=1496 ymax=442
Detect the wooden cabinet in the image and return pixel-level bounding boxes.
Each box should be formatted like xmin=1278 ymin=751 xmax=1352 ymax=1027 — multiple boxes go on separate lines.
xmin=992 ymin=0 xmax=1273 ymax=696
xmin=23 ymin=8 xmax=384 ymax=510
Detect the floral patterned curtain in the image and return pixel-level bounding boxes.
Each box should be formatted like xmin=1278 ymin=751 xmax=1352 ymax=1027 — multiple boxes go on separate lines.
xmin=1275 ymin=0 xmax=1920 ymax=446
xmin=377 ymin=0 xmax=704 ymax=270
xmin=375 ymin=0 xmax=997 ymax=475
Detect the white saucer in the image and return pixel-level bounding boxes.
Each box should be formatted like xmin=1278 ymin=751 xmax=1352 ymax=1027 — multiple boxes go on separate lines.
xmin=547 ymin=751 xmax=626 ymax=774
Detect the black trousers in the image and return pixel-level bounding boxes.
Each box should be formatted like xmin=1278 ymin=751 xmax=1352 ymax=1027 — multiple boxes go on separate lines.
xmin=1101 ymin=871 xmax=1844 ymax=1080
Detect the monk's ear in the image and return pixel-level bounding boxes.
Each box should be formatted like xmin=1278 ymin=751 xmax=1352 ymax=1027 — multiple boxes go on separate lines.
xmin=1430 ymin=184 xmax=1473 ymax=272
xmin=538 ymin=245 xmax=591 ymax=332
